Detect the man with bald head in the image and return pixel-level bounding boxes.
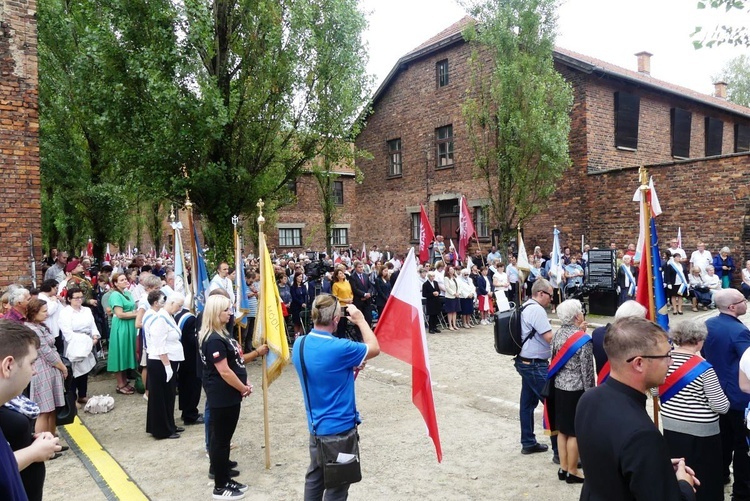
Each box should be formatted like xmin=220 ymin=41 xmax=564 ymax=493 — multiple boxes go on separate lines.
xmin=702 ymin=288 xmax=750 ymax=498
xmin=576 ymin=317 xmax=697 ymax=500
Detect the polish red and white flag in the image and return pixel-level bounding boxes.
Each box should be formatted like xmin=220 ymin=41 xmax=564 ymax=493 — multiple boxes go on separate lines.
xmin=375 ymin=248 xmax=442 ymax=462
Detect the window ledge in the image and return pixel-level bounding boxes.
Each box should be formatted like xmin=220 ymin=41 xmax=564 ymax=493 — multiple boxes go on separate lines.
xmin=386 ymin=174 xmax=403 ymax=180
xmin=616 ymin=146 xmax=637 ymax=152
xmin=672 ymin=155 xmax=690 ymax=160
xmin=435 ymin=164 xmax=455 ymax=171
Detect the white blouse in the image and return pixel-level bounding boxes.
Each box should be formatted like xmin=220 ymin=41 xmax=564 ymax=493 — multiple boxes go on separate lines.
xmin=145 ymin=309 xmax=185 ymax=362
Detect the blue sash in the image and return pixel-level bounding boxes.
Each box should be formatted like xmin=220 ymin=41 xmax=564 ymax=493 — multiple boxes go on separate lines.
xmin=670 ymin=260 xmax=688 ymax=295
xmin=620 ymin=264 xmax=636 ymax=296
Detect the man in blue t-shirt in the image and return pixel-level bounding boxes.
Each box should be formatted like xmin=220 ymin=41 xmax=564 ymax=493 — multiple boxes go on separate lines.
xmin=0 ymin=320 xmax=62 ymax=501
xmin=292 ymin=295 xmax=380 ymax=500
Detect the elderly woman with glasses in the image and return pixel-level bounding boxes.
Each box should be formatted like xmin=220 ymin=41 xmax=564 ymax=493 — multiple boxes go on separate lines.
xmin=58 ymin=286 xmax=100 ymax=404
xmin=550 ymin=299 xmax=594 ymax=484
xmin=658 ymin=320 xmax=728 ymax=501
xmin=144 ymin=291 xmax=185 ymax=440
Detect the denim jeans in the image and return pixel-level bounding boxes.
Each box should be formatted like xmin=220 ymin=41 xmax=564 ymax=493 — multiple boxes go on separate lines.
xmin=514 ymin=357 xmax=557 ymax=453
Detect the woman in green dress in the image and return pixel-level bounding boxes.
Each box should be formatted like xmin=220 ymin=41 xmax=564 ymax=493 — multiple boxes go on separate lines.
xmin=107 ymin=272 xmax=138 ymax=394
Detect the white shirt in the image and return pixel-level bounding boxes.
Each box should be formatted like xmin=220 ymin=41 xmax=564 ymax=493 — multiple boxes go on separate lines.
xmin=58 ymin=305 xmax=100 ymax=343
xmin=38 ymin=293 xmax=61 ymax=338
xmin=690 ymin=249 xmax=713 ymax=274
xmin=670 ymin=247 xmax=687 ymax=260
xmin=739 ymin=347 xmax=750 ymax=381
xmin=209 ymin=274 xmax=236 ymax=311
xmin=145 ymin=308 xmax=185 ymax=361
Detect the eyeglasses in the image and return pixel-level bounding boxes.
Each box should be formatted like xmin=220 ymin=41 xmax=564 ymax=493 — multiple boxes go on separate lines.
xmin=626 ymin=351 xmax=673 ymax=363
xmin=730 ymin=300 xmax=746 ymax=307
xmin=539 ymin=290 xmax=553 ymax=299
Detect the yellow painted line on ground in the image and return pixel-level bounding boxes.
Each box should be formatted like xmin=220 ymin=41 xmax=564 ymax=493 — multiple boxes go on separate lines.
xmin=60 ymin=416 xmax=150 ymax=501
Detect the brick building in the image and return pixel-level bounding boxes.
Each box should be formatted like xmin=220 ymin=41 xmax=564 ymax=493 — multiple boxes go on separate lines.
xmin=0 ymin=1 xmax=40 ymax=287
xmin=353 ymin=17 xmax=750 ymax=264
xmin=270 ymin=156 xmax=357 ymax=257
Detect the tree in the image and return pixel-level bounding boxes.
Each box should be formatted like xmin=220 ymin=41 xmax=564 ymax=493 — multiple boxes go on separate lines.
xmin=39 ymin=0 xmax=372 ymax=262
xmin=39 ymin=0 xmax=192 ymax=258
xmin=460 ymin=0 xmax=573 ymax=248
xmin=692 ymin=0 xmax=749 ymax=48
xmin=180 ymin=0 xmax=372 ymax=260
xmin=310 ymin=141 xmax=364 ymax=257
xmin=715 ymin=54 xmax=750 ymax=106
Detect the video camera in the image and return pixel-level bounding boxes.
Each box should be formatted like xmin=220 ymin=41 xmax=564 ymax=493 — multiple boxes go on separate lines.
xmin=304 ymin=260 xmax=333 ymax=281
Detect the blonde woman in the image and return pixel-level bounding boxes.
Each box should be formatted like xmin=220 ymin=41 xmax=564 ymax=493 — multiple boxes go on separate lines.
xmin=443 ymin=266 xmax=460 ymax=330
xmin=199 ymin=295 xmax=252 ymax=499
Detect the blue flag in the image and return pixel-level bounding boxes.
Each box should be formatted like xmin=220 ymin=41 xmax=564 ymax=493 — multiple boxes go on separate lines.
xmin=650 ymin=218 xmax=669 ymax=331
xmin=192 ymin=222 xmax=210 ymax=313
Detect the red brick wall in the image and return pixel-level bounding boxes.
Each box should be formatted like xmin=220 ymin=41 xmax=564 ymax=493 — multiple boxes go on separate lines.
xmin=269 ymin=173 xmax=357 ymax=254
xmin=354 ymin=38 xmax=750 ymax=267
xmin=0 ymin=1 xmax=40 ymax=287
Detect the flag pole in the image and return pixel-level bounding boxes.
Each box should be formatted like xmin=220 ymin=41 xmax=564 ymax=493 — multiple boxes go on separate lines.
xmin=232 ymin=215 xmax=242 ymax=349
xmin=639 ymin=167 xmax=660 ymax=426
xmin=182 ymin=166 xmax=200 ymax=314
xmin=257 ymin=199 xmax=272 ymax=470
xmin=516 ymin=224 xmax=525 ymax=305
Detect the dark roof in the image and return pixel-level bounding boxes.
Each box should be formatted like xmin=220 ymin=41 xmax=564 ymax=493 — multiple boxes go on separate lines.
xmin=369 ymin=17 xmax=750 ymax=120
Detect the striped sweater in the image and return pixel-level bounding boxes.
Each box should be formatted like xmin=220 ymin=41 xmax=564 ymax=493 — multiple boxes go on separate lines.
xmin=659 ymin=352 xmax=729 ymax=437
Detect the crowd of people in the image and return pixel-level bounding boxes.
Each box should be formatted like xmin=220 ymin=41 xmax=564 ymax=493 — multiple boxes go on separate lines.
xmin=0 ymin=234 xmax=747 ymax=500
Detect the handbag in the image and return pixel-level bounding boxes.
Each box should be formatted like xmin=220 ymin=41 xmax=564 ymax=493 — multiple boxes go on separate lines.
xmin=56 ymin=357 xmax=77 ymax=426
xmin=540 ymin=376 xmax=554 ymax=399
xmin=299 ymin=336 xmax=362 ymax=488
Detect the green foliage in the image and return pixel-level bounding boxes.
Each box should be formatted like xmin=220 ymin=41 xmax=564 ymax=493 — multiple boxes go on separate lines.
xmin=39 ymin=0 xmax=372 ymax=260
xmin=180 ymin=0 xmax=372 ymax=258
xmin=714 ymin=54 xmax=750 ymax=106
xmin=461 ymin=0 xmax=573 ymax=245
xmin=692 ymin=0 xmax=749 ymax=48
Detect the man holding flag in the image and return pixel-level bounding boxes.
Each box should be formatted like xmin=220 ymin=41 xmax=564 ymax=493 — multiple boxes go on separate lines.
xmin=292 ymin=296 xmax=380 ymax=500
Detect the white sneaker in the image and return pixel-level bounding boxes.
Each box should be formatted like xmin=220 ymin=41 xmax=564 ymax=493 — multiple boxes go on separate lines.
xmin=226 ymin=480 xmax=249 ymax=493
xmin=213 ymin=487 xmax=245 ymax=500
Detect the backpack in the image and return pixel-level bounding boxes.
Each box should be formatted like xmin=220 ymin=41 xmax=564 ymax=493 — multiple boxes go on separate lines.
xmin=493 ymin=303 xmax=535 ymax=356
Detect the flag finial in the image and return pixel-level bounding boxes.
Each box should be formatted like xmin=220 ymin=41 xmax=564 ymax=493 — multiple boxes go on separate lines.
xmin=169 ymin=205 xmax=175 ymax=223
xmin=257 ymin=199 xmax=265 ymax=231
xmin=639 ymin=165 xmax=648 ymax=187
xmin=232 ymin=215 xmax=238 ymax=227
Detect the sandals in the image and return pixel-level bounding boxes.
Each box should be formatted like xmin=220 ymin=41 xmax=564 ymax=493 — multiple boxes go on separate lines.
xmin=116 ymin=385 xmax=135 ymax=395
xmin=692 ymin=307 xmax=698 ymax=312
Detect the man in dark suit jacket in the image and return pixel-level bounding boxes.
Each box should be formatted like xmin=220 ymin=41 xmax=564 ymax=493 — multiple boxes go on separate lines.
xmin=576 ymin=317 xmax=697 ymax=500
xmin=422 ymin=272 xmax=442 ymax=334
xmin=349 ymin=261 xmax=374 ymax=328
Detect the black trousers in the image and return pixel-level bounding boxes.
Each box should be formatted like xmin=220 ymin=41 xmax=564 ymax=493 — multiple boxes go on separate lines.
xmin=178 ymin=361 xmax=202 ymax=423
xmin=209 ymin=404 xmax=241 ymax=489
xmin=720 ymin=410 xmax=750 ymax=500
xmin=70 ymin=374 xmax=88 ymax=399
xmin=428 ymin=314 xmax=439 ymax=332
xmin=145 ymin=360 xmax=178 ymax=439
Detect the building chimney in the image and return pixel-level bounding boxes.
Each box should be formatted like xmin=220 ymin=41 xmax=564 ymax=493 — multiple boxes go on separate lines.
xmin=713 ymin=81 xmax=728 ymax=99
xmin=635 ymin=51 xmax=652 ymax=75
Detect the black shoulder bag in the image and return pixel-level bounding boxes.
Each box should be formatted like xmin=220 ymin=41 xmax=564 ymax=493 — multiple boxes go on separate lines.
xmin=299 ymin=335 xmax=362 ymax=488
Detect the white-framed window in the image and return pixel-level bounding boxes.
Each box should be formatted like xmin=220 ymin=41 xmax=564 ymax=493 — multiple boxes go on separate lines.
xmin=474 ymin=206 xmax=489 ymax=238
xmin=331 ymin=181 xmax=344 ymax=205
xmin=388 ymin=138 xmax=402 ymax=177
xmin=410 ymin=212 xmax=420 ymax=242
xmin=436 ymin=125 xmax=454 ymax=168
xmin=279 ymin=228 xmax=302 ymax=247
xmin=331 ymin=227 xmax=348 ymax=246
